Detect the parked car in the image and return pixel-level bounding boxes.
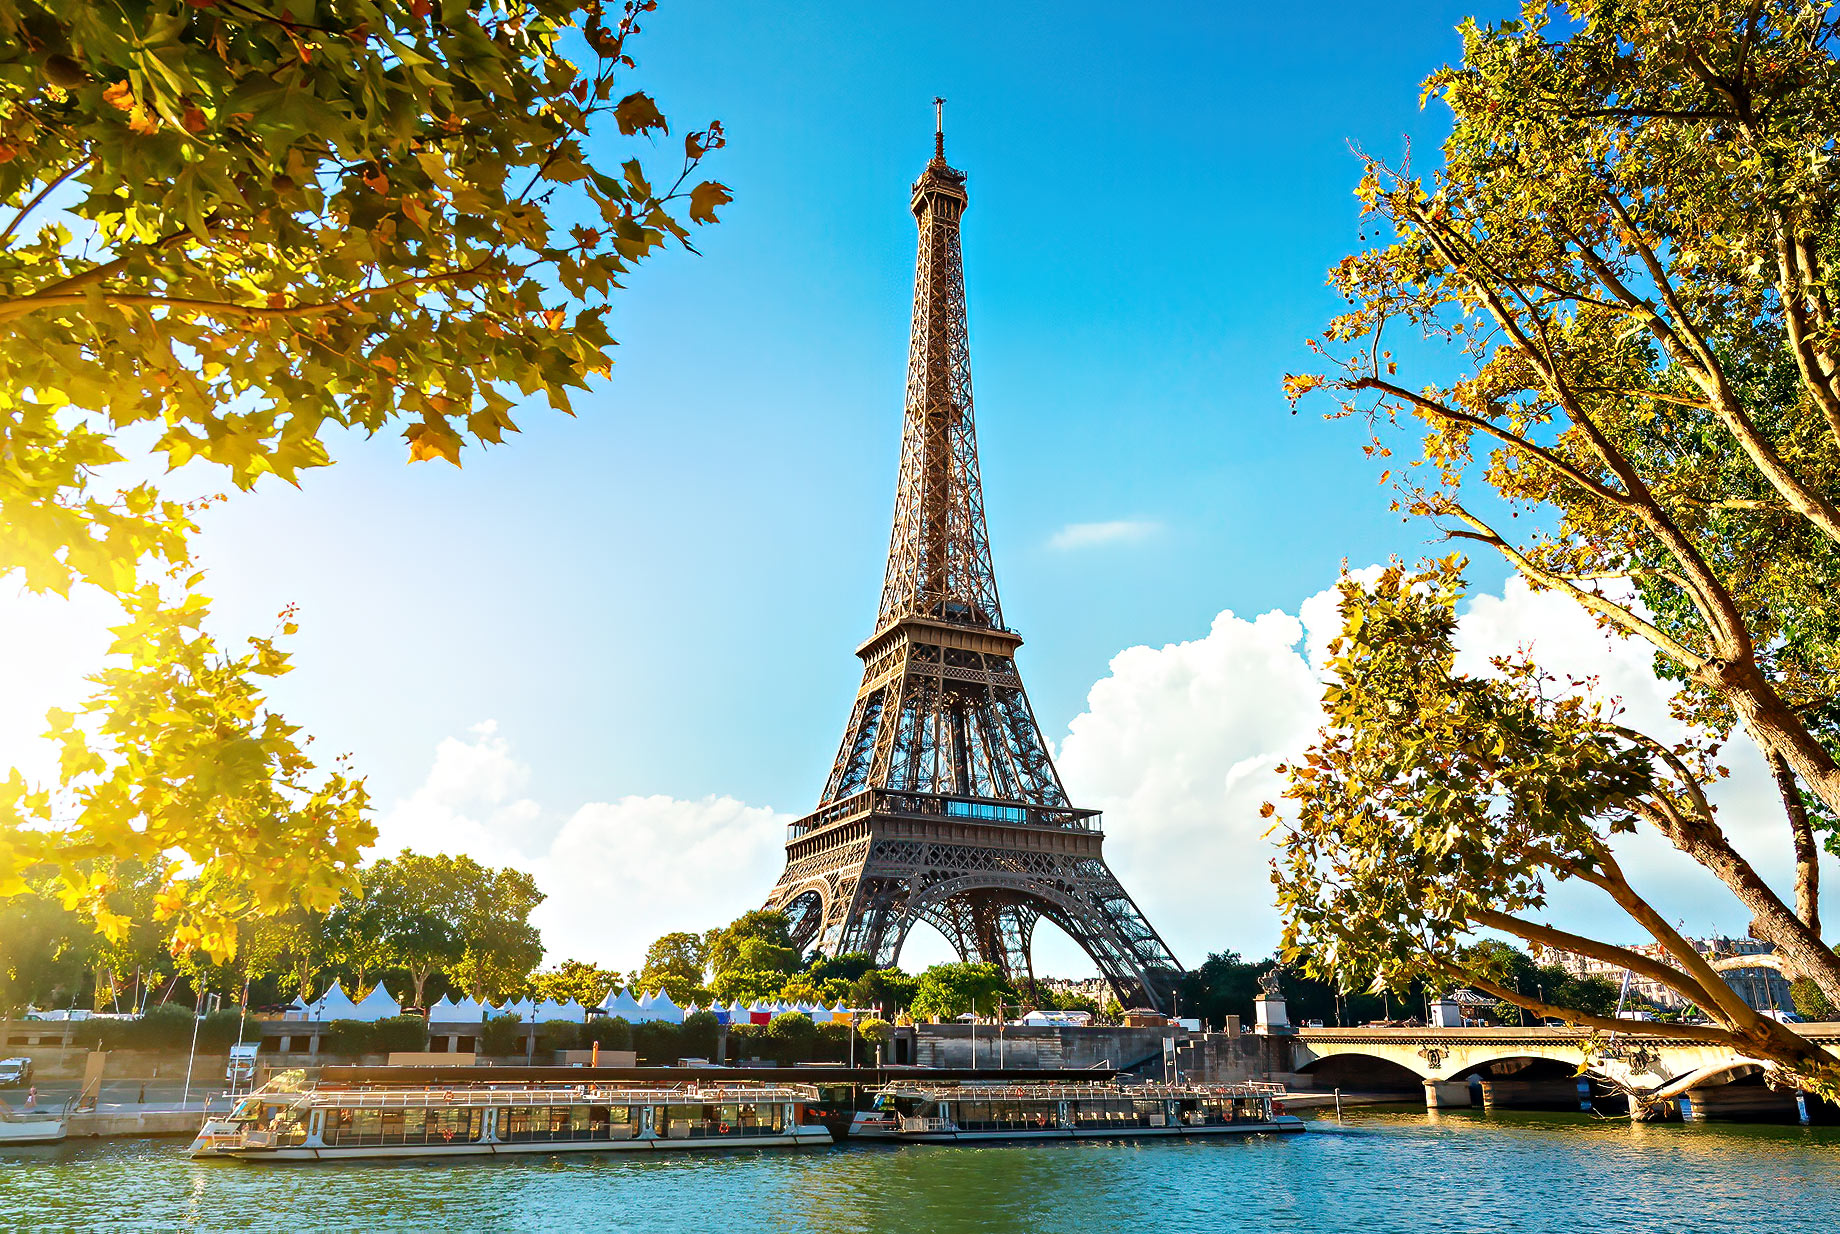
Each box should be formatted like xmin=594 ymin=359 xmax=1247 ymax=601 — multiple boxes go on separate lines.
xmin=0 ymin=1057 xmax=33 ymax=1088
xmin=1764 ymin=1009 xmax=1807 ymax=1024
xmin=225 ymin=1042 xmax=259 ymax=1086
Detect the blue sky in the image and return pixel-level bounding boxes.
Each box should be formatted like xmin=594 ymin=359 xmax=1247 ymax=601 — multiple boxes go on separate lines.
xmin=198 ymin=0 xmax=1496 ymax=811
xmin=38 ymin=1 xmax=1798 ymax=974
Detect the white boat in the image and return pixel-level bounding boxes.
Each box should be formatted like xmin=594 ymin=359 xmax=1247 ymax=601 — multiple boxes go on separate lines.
xmin=0 ymin=1103 xmax=66 ymax=1146
xmin=190 ymin=1078 xmax=834 ymax=1161
xmin=849 ymin=1080 xmax=1305 ymax=1143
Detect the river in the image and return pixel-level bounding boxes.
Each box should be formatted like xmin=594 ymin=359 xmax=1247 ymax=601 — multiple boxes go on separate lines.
xmin=3 ymin=1109 xmax=1837 ymax=1232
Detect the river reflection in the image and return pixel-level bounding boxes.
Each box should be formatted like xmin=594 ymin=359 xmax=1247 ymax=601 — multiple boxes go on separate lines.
xmin=2 ymin=1109 xmax=1836 ymax=1233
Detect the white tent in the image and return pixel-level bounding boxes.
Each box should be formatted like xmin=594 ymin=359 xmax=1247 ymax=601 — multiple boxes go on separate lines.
xmin=281 ymin=996 xmax=309 ymax=1022
xmin=637 ymin=990 xmax=656 ymax=1011
xmin=602 ymin=988 xmax=644 ymax=1021
xmin=426 ymin=995 xmax=462 ymax=1023
xmin=649 ymin=989 xmax=683 ymax=1024
xmin=559 ymin=998 xmax=587 ymax=1022
xmin=494 ymin=998 xmax=536 ymax=1022
xmin=808 ymin=1003 xmax=832 ymax=1024
xmin=310 ymin=980 xmax=361 ymax=1021
xmin=442 ymin=996 xmax=486 ymax=1024
xmin=533 ymin=998 xmax=573 ymax=1022
xmin=1020 ymin=1009 xmax=1093 ymax=1027
xmin=351 ymin=983 xmax=402 ymax=1022
xmin=730 ymin=1000 xmax=750 ymax=1023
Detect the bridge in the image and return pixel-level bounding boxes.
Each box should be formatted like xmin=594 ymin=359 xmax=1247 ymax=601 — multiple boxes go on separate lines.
xmin=1281 ymin=1024 xmax=1840 ymax=1120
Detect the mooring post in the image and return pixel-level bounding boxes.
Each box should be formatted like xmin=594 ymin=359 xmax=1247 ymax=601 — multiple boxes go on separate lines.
xmin=1334 ymin=1087 xmax=1343 ymax=1121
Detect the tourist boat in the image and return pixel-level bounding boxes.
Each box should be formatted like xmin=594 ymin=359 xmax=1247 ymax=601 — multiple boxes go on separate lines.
xmin=189 ymin=1079 xmax=833 ymax=1161
xmin=0 ymin=1103 xmax=66 ymax=1147
xmin=850 ymin=1081 xmax=1304 ymax=1143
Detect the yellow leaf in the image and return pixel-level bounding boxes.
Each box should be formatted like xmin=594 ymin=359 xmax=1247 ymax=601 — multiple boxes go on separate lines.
xmin=404 ymin=418 xmax=463 ymax=466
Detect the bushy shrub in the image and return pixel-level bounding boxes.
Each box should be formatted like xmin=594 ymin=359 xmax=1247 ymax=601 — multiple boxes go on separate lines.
xmin=323 ymin=1020 xmax=375 ymax=1056
xmin=583 ymin=1016 xmax=632 ymax=1050
xmin=765 ymin=1012 xmax=814 ymax=1063
xmin=679 ymin=1011 xmax=719 ymax=1060
xmin=373 ymin=1016 xmax=429 ymax=1054
xmin=536 ymin=1020 xmax=581 ymax=1052
xmin=814 ymin=1022 xmax=853 ymax=1062
xmin=133 ymin=1003 xmax=200 ymax=1051
xmin=196 ymin=1009 xmax=256 ymax=1048
xmin=727 ymin=1023 xmax=765 ymax=1062
xmin=480 ymin=1013 xmax=523 ymax=1058
xmin=854 ymin=1017 xmax=892 ymax=1048
xmin=632 ymin=1020 xmax=682 ymax=1063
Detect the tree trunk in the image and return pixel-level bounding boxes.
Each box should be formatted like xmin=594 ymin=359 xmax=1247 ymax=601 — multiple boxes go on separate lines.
xmin=1662 ymin=806 xmax=1840 ymax=1004
xmin=1771 ymin=751 xmax=1822 ymax=937
xmin=1724 ymin=658 xmax=1840 ymax=821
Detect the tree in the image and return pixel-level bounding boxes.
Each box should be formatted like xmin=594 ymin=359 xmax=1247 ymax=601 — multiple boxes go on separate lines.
xmin=0 ymin=0 xmax=729 ymax=962
xmin=909 ymin=962 xmax=1016 ymax=1021
xmin=1283 ymin=0 xmax=1840 ymax=1093
xmin=244 ymin=906 xmax=329 ymax=1001
xmin=706 ymin=910 xmax=799 ymax=1002
xmin=847 ymin=966 xmax=918 ymax=1016
xmin=1273 ymin=565 xmax=1836 ymax=1083
xmin=707 ymin=911 xmax=795 ymax=975
xmin=638 ymin=931 xmax=708 ymax=998
xmin=322 ymin=882 xmax=387 ymax=993
xmin=367 ymin=853 xmax=463 ymax=1008
xmin=530 ymin=959 xmax=620 ymax=1008
xmin=0 ymin=880 xmax=92 ymax=1015
xmin=447 ymin=858 xmax=545 ymax=1004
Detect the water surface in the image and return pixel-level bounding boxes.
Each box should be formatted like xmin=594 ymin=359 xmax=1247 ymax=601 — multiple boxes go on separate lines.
xmin=3 ymin=1110 xmax=1837 ymax=1232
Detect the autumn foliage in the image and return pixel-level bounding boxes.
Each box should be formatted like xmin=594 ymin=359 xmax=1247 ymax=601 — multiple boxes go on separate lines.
xmin=0 ymin=0 xmax=726 ymax=960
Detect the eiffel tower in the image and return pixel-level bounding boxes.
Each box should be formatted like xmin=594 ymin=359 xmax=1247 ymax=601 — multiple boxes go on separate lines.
xmin=764 ymin=104 xmax=1183 ymax=1012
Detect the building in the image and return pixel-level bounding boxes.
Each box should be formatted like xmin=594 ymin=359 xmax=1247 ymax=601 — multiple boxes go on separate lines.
xmin=1540 ymin=937 xmax=1794 ymax=1013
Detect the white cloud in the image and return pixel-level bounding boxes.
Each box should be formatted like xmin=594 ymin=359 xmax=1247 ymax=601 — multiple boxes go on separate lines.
xmin=369 ymin=726 xmax=790 ymax=971
xmin=1056 ymin=570 xmax=1821 ymax=970
xmin=1047 ymin=519 xmax=1162 ymax=551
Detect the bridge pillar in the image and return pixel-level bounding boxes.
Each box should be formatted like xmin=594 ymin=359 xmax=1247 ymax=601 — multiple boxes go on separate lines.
xmin=1423 ymin=1080 xmax=1471 ymax=1109
xmin=1678 ymin=1085 xmax=1802 ymax=1123
xmin=1480 ymin=1078 xmax=1591 ymax=1111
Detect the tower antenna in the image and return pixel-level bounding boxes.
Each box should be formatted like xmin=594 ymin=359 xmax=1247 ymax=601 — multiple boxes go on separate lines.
xmin=933 ymin=96 xmax=945 ymax=159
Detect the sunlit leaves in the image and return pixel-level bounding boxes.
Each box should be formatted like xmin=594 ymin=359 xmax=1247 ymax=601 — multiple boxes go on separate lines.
xmin=0 ymin=0 xmax=728 ymax=960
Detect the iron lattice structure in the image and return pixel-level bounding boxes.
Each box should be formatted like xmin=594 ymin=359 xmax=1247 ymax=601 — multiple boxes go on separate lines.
xmin=764 ymin=112 xmax=1183 ymax=1011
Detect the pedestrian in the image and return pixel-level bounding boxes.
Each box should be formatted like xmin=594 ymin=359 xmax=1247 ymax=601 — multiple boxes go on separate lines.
xmin=137 ymin=1082 xmax=146 ymax=1105
xmin=24 ymin=1086 xmax=35 ymax=1110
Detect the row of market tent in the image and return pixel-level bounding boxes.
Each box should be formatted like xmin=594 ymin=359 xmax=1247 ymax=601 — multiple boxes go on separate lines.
xmin=282 ymin=982 xmax=869 ymax=1026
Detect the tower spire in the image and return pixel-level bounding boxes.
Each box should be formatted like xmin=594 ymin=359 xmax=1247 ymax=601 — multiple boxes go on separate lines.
xmin=933 ymin=96 xmax=945 ymax=160
xmin=882 ymin=105 xmax=988 ymax=632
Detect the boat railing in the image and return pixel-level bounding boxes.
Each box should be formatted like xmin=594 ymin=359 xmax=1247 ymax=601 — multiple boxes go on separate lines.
xmin=877 ymin=1081 xmax=1287 ymax=1102
xmin=299 ymin=1084 xmax=817 ymax=1108
xmin=899 ymin=1116 xmax=955 ymax=1133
